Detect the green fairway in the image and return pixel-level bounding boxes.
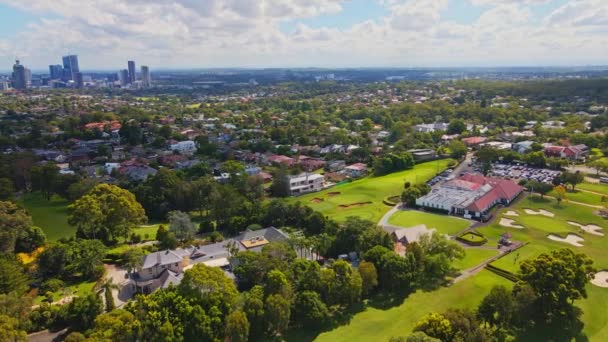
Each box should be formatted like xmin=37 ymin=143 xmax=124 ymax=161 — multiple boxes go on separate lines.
xmin=20 ymin=193 xmax=75 ymax=241
xmin=452 ymin=248 xmax=499 ymax=271
xmin=388 ymin=210 xmax=472 ymax=235
xmin=548 ymin=188 xmax=605 ymax=206
xmin=311 ymin=270 xmax=511 ymax=342
xmin=295 ymin=159 xmax=455 ymax=223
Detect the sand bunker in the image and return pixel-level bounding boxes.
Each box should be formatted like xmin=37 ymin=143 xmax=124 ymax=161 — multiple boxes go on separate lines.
xmin=548 ymin=233 xmax=584 ymax=247
xmin=524 ymin=209 xmax=555 ymax=217
xmin=567 ymin=222 xmax=605 ymax=236
xmin=591 ymin=271 xmax=608 ymax=288
xmin=339 ymin=201 xmax=372 ymax=208
xmin=504 ymin=210 xmax=519 ymax=217
xmin=310 ymin=198 xmax=324 ymax=203
xmin=327 ymin=192 xmax=341 ymax=197
xmin=499 ymin=218 xmax=524 ymax=229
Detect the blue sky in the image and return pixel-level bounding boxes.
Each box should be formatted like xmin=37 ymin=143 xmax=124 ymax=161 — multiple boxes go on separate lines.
xmin=0 ymin=0 xmax=606 ymax=69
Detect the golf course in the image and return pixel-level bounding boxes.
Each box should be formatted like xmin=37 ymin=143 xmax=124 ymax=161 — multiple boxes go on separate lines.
xmin=295 ymin=159 xmax=455 ymax=222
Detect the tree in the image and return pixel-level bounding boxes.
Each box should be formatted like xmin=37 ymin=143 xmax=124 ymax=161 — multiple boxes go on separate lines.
xmin=30 ymin=163 xmax=59 ymax=200
xmin=378 ymin=252 xmax=417 ymax=292
xmin=0 ymin=178 xmax=15 ymax=200
xmin=265 ymin=269 xmax=292 ymax=299
xmin=0 ymin=201 xmax=33 ymax=253
xmin=523 ymin=151 xmax=546 ymax=168
xmin=477 ymin=285 xmax=513 ymax=328
xmin=359 ymin=261 xmax=379 ymax=296
xmin=65 ymin=293 xmax=104 ymax=331
xmin=405 ymin=332 xmax=441 ymax=342
xmin=443 ymin=308 xmax=489 ymax=342
xmin=448 ymin=119 xmax=466 ymax=134
xmin=561 ymin=171 xmax=585 ymax=191
xmin=37 ymin=239 xmax=106 ymax=281
xmin=225 ymin=310 xmax=250 ymax=342
xmin=448 ymin=140 xmax=467 ymax=159
xmin=330 ymin=217 xmax=392 ymax=256
xmin=178 ymin=264 xmax=238 ymax=318
xmin=401 ymin=186 xmax=421 ymax=207
xmin=243 ymin=286 xmax=266 ymax=337
xmin=0 ymin=256 xmax=29 ymax=294
xmin=155 ymin=225 xmax=178 ymax=250
xmin=526 ymin=180 xmax=553 ymax=199
xmin=123 ymin=247 xmax=145 ymax=276
xmin=89 ymin=309 xmax=142 ymax=342
xmin=15 ymin=225 xmax=45 ymax=253
xmin=168 ymin=210 xmax=196 ymax=241
xmin=69 ymin=184 xmax=147 ymax=244
xmin=413 ymin=312 xmax=453 ymax=342
xmin=0 ymin=314 xmax=26 ymax=342
xmin=265 ymin=294 xmax=291 ymax=336
xmin=293 ymin=291 xmax=330 ymax=329
xmin=269 ymin=166 xmax=290 ymax=197
xmin=519 ymin=248 xmax=594 ymax=319
xmin=99 ymin=278 xmax=119 ymax=312
xmin=554 ymin=184 xmax=567 ymax=205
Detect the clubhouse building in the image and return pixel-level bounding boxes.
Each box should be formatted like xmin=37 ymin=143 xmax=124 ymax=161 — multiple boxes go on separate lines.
xmin=416 ymin=173 xmax=523 ymax=219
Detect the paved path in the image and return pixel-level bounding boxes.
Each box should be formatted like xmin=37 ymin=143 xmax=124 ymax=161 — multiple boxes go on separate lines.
xmin=542 ymin=194 xmax=603 ymax=209
xmin=577 ymin=188 xmax=607 ymax=196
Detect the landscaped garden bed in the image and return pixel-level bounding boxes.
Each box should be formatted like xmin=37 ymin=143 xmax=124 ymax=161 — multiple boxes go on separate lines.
xmin=456 ymin=231 xmax=488 ymax=246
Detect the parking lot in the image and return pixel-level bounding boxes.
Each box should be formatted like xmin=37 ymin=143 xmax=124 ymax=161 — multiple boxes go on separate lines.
xmin=427 ymin=168 xmax=455 ymax=186
xmin=488 ymin=163 xmax=561 ymax=183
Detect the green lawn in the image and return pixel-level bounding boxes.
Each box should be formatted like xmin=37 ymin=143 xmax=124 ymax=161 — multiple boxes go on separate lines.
xmin=309 ymin=270 xmax=511 ymax=342
xmin=452 ymin=248 xmax=499 ymax=271
xmin=578 ymin=182 xmax=608 ymax=196
xmin=34 ymin=280 xmax=97 ymax=305
xmin=459 ymin=232 xmax=486 ymax=243
xmin=388 ymin=210 xmax=472 ymax=236
xmin=295 ymin=159 xmax=455 ymax=223
xmin=20 ymin=193 xmax=75 ymax=241
xmin=548 ymin=188 xmax=605 ymax=206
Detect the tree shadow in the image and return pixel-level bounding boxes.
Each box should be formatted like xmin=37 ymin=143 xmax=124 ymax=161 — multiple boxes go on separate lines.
xmin=518 ymin=306 xmax=588 ymax=342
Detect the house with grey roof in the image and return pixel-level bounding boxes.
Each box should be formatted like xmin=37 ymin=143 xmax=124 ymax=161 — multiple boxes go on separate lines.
xmin=130 ymin=227 xmax=290 ymax=294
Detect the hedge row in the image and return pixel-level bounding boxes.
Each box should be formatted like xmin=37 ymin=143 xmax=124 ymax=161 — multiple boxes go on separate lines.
xmin=485 ymin=264 xmax=520 ymax=282
xmin=383 ymin=195 xmax=400 ymax=206
xmin=455 ymin=232 xmax=488 ymax=246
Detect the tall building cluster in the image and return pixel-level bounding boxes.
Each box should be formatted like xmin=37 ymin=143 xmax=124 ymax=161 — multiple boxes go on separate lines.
xmin=47 ymin=54 xmax=82 ymax=88
xmin=118 ymin=60 xmax=151 ymax=88
xmin=5 ymin=55 xmax=152 ymax=90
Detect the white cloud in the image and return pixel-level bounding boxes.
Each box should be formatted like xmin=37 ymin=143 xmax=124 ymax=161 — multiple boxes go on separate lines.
xmin=0 ymin=0 xmax=607 ymax=68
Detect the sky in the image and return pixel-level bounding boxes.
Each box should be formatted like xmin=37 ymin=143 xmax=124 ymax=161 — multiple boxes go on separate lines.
xmin=0 ymin=0 xmax=607 ymax=70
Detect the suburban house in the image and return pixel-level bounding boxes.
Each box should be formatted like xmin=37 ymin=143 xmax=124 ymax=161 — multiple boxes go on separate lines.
xmin=512 ymin=141 xmax=535 ymax=154
xmin=131 ymin=227 xmax=290 ymax=294
xmin=414 ymin=122 xmax=449 ymax=133
xmin=461 ymin=136 xmax=488 ymax=147
xmin=343 ymin=163 xmax=368 ymax=178
xmin=416 ymin=173 xmax=523 ymax=219
xmin=407 ymin=149 xmax=437 ymax=161
xmin=267 ymin=154 xmax=295 ymax=167
xmin=170 ymin=140 xmax=197 ymax=155
xmin=543 ymin=144 xmax=589 ymax=160
xmin=288 ymin=173 xmax=325 ymax=195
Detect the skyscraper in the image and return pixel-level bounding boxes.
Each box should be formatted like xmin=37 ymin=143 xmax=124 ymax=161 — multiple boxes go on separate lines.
xmin=141 ymin=65 xmax=151 ymax=87
xmin=62 ymin=55 xmax=80 ymax=81
xmin=128 ymin=61 xmax=136 ymax=84
xmin=49 ymin=65 xmax=63 ymax=79
xmin=11 ymin=60 xmax=27 ymax=90
xmin=119 ymin=69 xmax=129 ymax=86
xmin=74 ymin=72 xmax=84 ymax=89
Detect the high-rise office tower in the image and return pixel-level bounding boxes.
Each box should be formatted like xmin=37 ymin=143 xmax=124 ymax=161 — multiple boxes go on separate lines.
xmin=74 ymin=72 xmax=84 ymax=88
xmin=119 ymin=69 xmax=129 ymax=86
xmin=128 ymin=61 xmax=136 ymax=84
xmin=49 ymin=64 xmax=63 ymax=79
xmin=141 ymin=65 xmax=151 ymax=87
xmin=62 ymin=55 xmax=80 ymax=81
xmin=11 ymin=60 xmax=28 ymax=90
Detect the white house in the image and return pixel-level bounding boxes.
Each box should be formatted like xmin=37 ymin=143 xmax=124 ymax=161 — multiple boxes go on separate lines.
xmin=170 ymin=140 xmax=197 ymax=155
xmin=289 ymin=173 xmax=324 ymax=195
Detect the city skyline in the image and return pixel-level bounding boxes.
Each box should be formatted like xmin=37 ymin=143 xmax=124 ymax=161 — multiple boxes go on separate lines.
xmin=0 ymin=0 xmax=607 ymax=69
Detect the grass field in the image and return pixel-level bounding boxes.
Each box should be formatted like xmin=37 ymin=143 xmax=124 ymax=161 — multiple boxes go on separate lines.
xmin=548 ymin=188 xmax=605 ymax=206
xmin=452 ymin=248 xmax=499 ymax=271
xmin=578 ymin=182 xmax=608 ymax=196
xmin=295 ymin=159 xmax=455 ymax=223
xmin=388 ymin=210 xmax=472 ymax=236
xmin=33 ymin=280 xmax=97 ymax=305
xmin=307 ymin=270 xmax=511 ymax=342
xmin=20 ymin=193 xmax=75 ymax=241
